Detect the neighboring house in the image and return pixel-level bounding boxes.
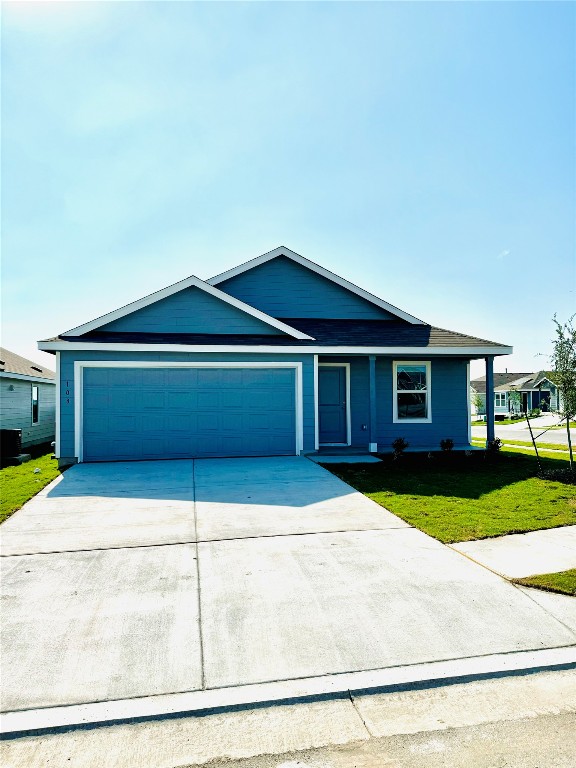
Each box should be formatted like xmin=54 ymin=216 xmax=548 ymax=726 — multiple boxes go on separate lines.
xmin=0 ymin=348 xmax=56 ymax=450
xmin=471 ymin=371 xmax=561 ymax=417
xmin=38 ymin=247 xmax=512 ymax=466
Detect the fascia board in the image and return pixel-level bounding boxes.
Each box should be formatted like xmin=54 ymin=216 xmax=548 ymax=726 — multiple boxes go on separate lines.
xmin=38 ymin=341 xmax=513 ymax=356
xmin=62 ymin=274 xmax=314 ymax=340
xmin=0 ymin=371 xmax=56 ymax=384
xmin=207 ymin=246 xmax=426 ymax=325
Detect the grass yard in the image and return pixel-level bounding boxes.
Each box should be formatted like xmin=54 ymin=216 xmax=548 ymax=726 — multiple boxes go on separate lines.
xmin=472 ymin=417 xmax=527 ymax=426
xmin=325 ymin=448 xmax=575 ymax=544
xmin=514 ymin=569 xmax=576 ymax=596
xmin=0 ymin=452 xmax=61 ymax=524
xmin=471 ymin=437 xmax=570 ymax=452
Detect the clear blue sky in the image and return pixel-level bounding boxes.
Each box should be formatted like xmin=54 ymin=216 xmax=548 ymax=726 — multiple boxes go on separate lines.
xmin=2 ymin=1 xmax=575 ymax=378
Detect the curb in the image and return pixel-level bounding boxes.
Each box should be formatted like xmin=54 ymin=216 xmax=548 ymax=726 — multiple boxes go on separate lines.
xmin=2 ymin=646 xmax=575 ymax=739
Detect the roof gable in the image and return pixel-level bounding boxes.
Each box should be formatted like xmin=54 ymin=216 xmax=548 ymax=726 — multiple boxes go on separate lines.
xmin=208 ymin=247 xmax=424 ymax=323
xmin=62 ymin=275 xmax=313 ymax=340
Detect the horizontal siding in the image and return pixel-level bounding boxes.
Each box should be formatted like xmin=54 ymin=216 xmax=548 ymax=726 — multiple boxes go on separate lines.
xmin=99 ymin=287 xmax=282 ymax=335
xmin=0 ymin=378 xmax=56 ymax=448
xmin=59 ymin=351 xmax=315 ymax=459
xmin=377 ymin=358 xmax=469 ymax=449
xmin=319 ymin=355 xmax=469 ymax=450
xmin=219 ymin=256 xmax=395 ymax=320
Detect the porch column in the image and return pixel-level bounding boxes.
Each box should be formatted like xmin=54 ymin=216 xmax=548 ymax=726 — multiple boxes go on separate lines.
xmin=485 ymin=355 xmax=495 ymax=445
xmin=369 ymin=355 xmax=377 ymax=452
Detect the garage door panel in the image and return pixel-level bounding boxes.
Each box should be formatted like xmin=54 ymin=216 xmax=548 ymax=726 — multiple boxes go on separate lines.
xmin=82 ymin=367 xmax=297 ymax=461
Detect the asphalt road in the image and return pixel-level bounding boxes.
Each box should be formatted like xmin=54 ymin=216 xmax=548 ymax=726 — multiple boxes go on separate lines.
xmin=471 ymin=424 xmax=575 ymax=447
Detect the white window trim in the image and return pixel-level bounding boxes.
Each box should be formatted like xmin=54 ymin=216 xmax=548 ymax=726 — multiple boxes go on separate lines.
xmin=31 ymin=385 xmax=39 ymax=424
xmin=73 ymin=361 xmax=303 ymax=464
xmin=494 ymin=392 xmax=507 ymax=407
xmin=393 ymin=360 xmax=432 ymax=424
xmin=318 ymin=363 xmax=351 ymax=446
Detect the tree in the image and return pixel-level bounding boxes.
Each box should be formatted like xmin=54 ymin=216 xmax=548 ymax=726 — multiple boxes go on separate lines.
xmin=508 ymin=387 xmax=522 ymax=415
xmin=471 ymin=389 xmax=484 ymax=415
xmin=550 ymin=315 xmax=576 ymax=469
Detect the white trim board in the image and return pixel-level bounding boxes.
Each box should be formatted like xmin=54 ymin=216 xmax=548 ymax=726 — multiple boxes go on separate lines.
xmin=39 ymin=341 xmax=513 ymax=356
xmin=73 ymin=361 xmax=304 ymax=463
xmin=318 ymin=363 xmax=351 ymax=446
xmin=62 ymin=275 xmax=314 ymax=341
xmin=392 ymin=360 xmax=432 ymax=424
xmin=0 ymin=371 xmax=55 ymax=385
xmin=207 ymin=246 xmax=426 ymax=325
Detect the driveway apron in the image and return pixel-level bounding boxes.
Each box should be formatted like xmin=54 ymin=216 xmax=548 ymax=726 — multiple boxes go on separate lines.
xmin=1 ymin=457 xmax=574 ymax=713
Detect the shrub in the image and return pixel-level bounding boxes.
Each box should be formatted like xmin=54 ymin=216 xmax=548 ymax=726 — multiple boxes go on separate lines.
xmin=529 ymin=408 xmax=541 ymax=418
xmin=440 ymin=438 xmax=454 ymax=452
xmin=486 ymin=437 xmax=503 ymax=454
xmin=392 ymin=437 xmax=409 ymax=459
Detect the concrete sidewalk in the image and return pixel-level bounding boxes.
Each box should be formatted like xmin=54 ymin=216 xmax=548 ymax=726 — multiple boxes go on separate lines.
xmin=452 ymin=526 xmax=576 ymax=579
xmin=1 ymin=458 xmax=575 ymax=736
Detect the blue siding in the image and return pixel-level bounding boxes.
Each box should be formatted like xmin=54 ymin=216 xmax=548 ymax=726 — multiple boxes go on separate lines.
xmin=58 ymin=351 xmax=315 ymax=459
xmin=376 ymin=358 xmax=469 ymax=450
xmin=218 ymin=256 xmax=395 ymax=319
xmin=319 ymin=356 xmax=469 ymax=450
xmin=99 ymin=287 xmax=283 ymax=335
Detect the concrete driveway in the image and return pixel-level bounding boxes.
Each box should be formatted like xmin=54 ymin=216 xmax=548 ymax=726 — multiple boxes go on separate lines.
xmin=1 ymin=457 xmax=575 ymax=722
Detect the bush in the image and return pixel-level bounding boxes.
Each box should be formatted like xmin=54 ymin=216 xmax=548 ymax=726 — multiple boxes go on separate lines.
xmin=486 ymin=437 xmax=503 ymax=454
xmin=440 ymin=438 xmax=454 ymax=452
xmin=529 ymin=408 xmax=541 ymax=418
xmin=392 ymin=437 xmax=409 ymax=459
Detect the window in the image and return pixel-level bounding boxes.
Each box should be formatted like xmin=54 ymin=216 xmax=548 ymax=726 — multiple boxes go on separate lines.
xmin=494 ymin=392 xmax=506 ymax=407
xmin=32 ymin=386 xmax=39 ymax=424
xmin=393 ymin=361 xmax=431 ymax=423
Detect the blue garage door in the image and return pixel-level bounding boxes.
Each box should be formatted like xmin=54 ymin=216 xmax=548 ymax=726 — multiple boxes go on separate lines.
xmin=82 ymin=367 xmax=296 ymax=461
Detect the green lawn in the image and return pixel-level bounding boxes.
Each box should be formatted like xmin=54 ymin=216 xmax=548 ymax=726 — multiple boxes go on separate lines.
xmin=514 ymin=569 xmax=576 ymax=596
xmin=325 ymin=448 xmax=575 ymax=544
xmin=472 ymin=417 xmax=527 ymax=426
xmin=471 ymin=437 xmax=570 ymax=452
xmin=0 ymin=452 xmax=61 ymax=524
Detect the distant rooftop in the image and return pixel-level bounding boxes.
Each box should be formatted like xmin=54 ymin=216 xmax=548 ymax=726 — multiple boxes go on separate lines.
xmin=0 ymin=348 xmax=55 ymax=381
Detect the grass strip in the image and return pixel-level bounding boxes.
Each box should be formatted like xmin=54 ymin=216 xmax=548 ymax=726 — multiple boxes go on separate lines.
xmin=326 ymin=449 xmax=575 ymax=544
xmin=514 ymin=569 xmax=576 ymax=596
xmin=471 ymin=437 xmax=569 ymax=452
xmin=0 ymin=452 xmax=61 ymax=524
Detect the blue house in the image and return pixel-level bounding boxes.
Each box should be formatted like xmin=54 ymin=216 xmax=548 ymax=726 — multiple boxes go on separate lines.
xmin=38 ymin=247 xmax=511 ymax=467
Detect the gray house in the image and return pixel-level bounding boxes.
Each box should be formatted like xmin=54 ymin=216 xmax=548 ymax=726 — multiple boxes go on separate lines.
xmin=471 ymin=371 xmax=560 ymax=418
xmin=39 ymin=247 xmax=512 ymax=467
xmin=0 ymin=348 xmax=56 ymax=449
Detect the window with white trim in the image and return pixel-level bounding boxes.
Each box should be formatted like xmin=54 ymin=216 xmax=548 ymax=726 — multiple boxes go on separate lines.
xmin=32 ymin=386 xmax=39 ymax=424
xmin=494 ymin=392 xmax=506 ymax=407
xmin=393 ymin=361 xmax=431 ymax=422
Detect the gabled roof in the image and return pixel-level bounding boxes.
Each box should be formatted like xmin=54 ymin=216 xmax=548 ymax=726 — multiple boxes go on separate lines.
xmin=207 ymin=246 xmax=425 ymax=325
xmin=0 ymin=348 xmax=55 ymax=381
xmin=472 ymin=371 xmax=556 ymax=394
xmin=62 ymin=274 xmax=314 ymax=341
xmin=470 ymin=372 xmax=532 ymax=394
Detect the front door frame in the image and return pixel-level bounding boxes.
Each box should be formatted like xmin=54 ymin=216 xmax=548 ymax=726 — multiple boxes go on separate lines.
xmin=318 ymin=362 xmax=351 ymax=447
